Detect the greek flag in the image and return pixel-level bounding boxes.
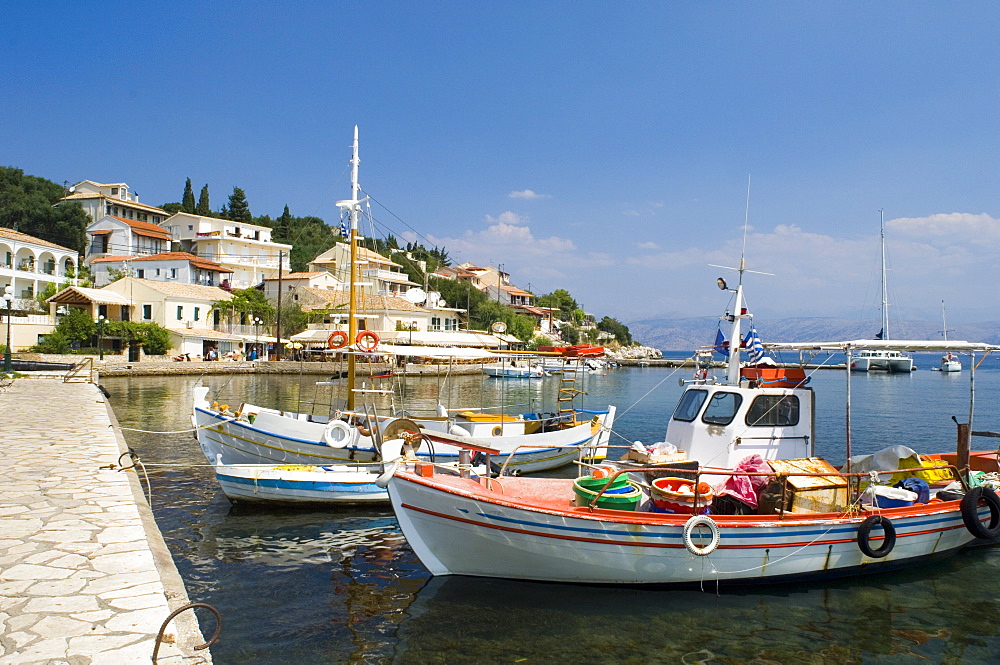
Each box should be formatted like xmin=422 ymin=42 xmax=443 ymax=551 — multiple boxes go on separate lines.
xmin=713 ymin=328 xmax=729 ymax=357
xmin=744 ymin=326 xmax=765 ymax=364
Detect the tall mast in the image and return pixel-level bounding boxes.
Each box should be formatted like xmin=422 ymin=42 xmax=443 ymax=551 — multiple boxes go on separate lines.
xmin=335 ymin=126 xmax=367 ymax=411
xmin=879 ymin=209 xmax=889 ymax=341
xmin=941 ymin=300 xmax=949 ymax=342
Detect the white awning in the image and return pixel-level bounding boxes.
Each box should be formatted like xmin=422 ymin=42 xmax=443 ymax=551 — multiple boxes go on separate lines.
xmin=765 ymin=340 xmax=1000 ymax=353
xmin=328 ymin=344 xmax=499 ymax=360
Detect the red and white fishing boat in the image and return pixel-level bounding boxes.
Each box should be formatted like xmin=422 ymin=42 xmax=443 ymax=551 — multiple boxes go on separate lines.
xmin=383 ymin=270 xmax=1000 ymax=586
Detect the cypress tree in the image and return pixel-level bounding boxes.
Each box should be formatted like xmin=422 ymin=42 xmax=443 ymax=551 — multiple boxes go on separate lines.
xmin=227 ymin=187 xmax=252 ymax=223
xmin=196 ymin=185 xmax=211 ymax=215
xmin=182 ymin=178 xmax=195 ymax=212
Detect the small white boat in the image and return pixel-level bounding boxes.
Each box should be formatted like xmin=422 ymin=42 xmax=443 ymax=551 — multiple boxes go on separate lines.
xmin=939 ymin=301 xmax=962 ymax=372
xmin=854 ymin=211 xmax=913 ymax=373
xmin=214 ymin=462 xmax=387 ymax=504
xmin=482 ymin=362 xmax=544 ymax=379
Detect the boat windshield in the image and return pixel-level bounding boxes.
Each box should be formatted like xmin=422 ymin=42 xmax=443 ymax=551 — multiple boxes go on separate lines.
xmin=702 ymin=392 xmax=743 ymax=426
xmin=672 ymin=389 xmax=708 ymax=422
xmin=746 ymin=394 xmax=799 ymax=427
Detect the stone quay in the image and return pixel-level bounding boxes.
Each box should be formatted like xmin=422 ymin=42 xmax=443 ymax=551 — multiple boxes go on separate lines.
xmin=1 ymin=379 xmax=212 ymax=664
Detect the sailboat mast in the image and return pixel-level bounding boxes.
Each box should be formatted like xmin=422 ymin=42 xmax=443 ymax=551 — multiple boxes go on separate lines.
xmin=346 ymin=127 xmax=361 ymax=410
xmin=879 ymin=209 xmax=889 ymax=341
xmin=941 ymin=300 xmax=949 ymax=343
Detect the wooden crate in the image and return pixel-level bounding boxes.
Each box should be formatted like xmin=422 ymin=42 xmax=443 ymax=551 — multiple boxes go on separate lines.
xmin=764 ymin=457 xmax=849 ymax=514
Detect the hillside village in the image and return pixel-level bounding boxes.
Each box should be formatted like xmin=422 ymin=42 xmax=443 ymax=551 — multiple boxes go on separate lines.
xmin=1 ymin=174 xmax=661 ymax=361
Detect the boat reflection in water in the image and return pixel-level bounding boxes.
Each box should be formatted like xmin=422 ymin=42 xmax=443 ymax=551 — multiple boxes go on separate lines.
xmin=394 ymin=555 xmax=1000 ymax=664
xmin=190 ymin=503 xmax=428 ymax=663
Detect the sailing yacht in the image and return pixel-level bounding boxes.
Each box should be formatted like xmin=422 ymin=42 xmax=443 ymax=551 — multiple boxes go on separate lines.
xmin=852 ymin=211 xmax=914 ymax=373
xmin=939 ymin=300 xmax=962 ymax=372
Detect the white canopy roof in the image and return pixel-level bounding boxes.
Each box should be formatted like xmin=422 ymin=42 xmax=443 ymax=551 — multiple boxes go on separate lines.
xmin=765 ymin=340 xmax=1000 ymax=353
xmin=327 ymin=344 xmax=499 ymax=359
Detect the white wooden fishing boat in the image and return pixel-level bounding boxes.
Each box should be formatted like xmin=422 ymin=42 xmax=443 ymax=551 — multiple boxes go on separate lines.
xmin=194 ymin=129 xmax=615 ymax=473
xmin=385 ymin=266 xmax=1000 ymax=586
xmin=214 ymin=462 xmax=387 ymax=504
xmin=853 ymin=211 xmax=913 ymax=373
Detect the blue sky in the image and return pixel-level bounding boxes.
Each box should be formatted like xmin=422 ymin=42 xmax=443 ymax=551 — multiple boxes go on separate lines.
xmin=4 ymin=2 xmax=1000 ymax=325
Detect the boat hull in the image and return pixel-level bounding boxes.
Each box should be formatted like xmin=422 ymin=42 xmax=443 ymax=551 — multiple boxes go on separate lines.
xmin=851 ymin=353 xmax=914 ymax=373
xmin=195 ymin=405 xmax=613 ymax=474
xmin=388 ymin=470 xmax=984 ymax=586
xmin=215 ymin=464 xmax=386 ymax=504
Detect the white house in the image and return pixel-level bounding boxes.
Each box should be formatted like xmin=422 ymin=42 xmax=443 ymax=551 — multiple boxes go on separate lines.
xmin=164 ymin=212 xmax=292 ymax=289
xmin=101 ymin=278 xmax=240 ymax=358
xmin=85 ymin=216 xmax=172 ymax=264
xmin=262 ymin=271 xmax=343 ymax=302
xmin=58 ymin=180 xmax=168 ymax=227
xmin=308 ymin=243 xmax=417 ymax=297
xmin=90 ymin=252 xmax=232 ymax=288
xmin=1 ymin=226 xmax=79 ymax=305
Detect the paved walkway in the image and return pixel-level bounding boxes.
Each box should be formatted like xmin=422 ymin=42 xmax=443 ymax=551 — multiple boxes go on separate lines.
xmin=0 ymin=380 xmax=212 ymax=664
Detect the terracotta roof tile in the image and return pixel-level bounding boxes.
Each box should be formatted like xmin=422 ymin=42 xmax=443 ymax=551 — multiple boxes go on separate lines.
xmin=110 ymin=216 xmax=171 ymax=240
xmin=0 ymin=226 xmax=78 ymax=253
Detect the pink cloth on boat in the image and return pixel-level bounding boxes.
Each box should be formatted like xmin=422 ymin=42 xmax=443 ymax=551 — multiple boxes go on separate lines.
xmin=713 ymin=454 xmax=772 ymax=509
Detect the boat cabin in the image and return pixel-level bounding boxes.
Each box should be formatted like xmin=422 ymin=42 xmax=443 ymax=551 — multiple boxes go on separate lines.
xmin=664 ymin=381 xmax=814 ymax=469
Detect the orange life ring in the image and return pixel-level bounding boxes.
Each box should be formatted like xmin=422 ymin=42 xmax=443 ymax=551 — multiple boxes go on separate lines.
xmin=356 ymin=330 xmax=380 ymax=351
xmin=327 ymin=330 xmax=349 ymax=349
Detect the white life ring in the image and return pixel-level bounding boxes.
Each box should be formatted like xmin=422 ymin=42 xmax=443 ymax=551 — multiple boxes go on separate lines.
xmin=323 ymin=419 xmax=356 ymax=448
xmin=683 ymin=514 xmax=720 ymax=556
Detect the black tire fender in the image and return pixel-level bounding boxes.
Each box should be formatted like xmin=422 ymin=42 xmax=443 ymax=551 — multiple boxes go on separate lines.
xmin=857 ymin=515 xmax=896 ymax=558
xmin=960 ymin=486 xmax=1000 ymax=539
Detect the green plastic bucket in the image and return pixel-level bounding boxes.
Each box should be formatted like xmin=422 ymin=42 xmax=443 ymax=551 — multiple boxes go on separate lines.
xmin=573 ymin=479 xmax=642 ymax=511
xmin=574 ymin=473 xmax=631 ymax=493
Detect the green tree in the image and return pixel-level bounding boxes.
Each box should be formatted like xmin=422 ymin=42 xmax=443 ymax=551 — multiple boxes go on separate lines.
xmin=0 ymin=167 xmax=90 ymax=253
xmin=278 ymin=301 xmax=309 ymax=337
xmin=597 ymin=316 xmax=632 ymax=345
xmin=256 ymin=209 xmax=338 ymax=272
xmin=196 ymin=185 xmax=211 ymax=215
xmin=535 ymin=289 xmax=578 ymax=320
xmin=182 ymin=178 xmax=195 ymax=213
xmin=211 ymin=288 xmax=275 ymax=327
xmin=227 ymin=187 xmax=252 ymax=223
xmin=54 ymin=308 xmax=95 ymax=345
xmin=560 ymin=324 xmax=580 ymax=345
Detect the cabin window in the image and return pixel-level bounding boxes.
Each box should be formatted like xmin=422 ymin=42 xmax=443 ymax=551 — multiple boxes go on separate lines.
xmin=701 ymin=392 xmax=743 ymax=426
xmin=672 ymin=389 xmax=708 ymax=422
xmin=746 ymin=395 xmax=800 ymax=427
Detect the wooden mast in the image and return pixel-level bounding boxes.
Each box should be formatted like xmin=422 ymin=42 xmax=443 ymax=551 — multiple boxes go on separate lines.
xmin=336 ymin=126 xmax=366 ymax=411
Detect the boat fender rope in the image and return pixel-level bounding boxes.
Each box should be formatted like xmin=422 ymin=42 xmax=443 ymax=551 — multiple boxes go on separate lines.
xmin=960 ymin=486 xmax=1000 ymax=539
xmin=683 ymin=515 xmax=720 ymax=556
xmin=857 ymin=515 xmax=896 ymax=558
xmin=323 ymin=419 xmax=356 ymax=448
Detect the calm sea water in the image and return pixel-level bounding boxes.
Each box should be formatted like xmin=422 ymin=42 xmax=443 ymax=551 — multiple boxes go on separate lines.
xmin=104 ymin=356 xmax=1000 ymax=664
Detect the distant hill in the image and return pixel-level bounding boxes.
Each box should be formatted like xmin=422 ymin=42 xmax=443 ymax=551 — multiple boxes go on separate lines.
xmin=628 ymin=316 xmax=1000 ymax=351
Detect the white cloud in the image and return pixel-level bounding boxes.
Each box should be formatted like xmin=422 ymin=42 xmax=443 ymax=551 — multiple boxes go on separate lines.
xmin=622 ymin=209 xmax=641 ymax=217
xmin=889 ymin=212 xmax=1000 ymax=240
xmin=508 ymin=189 xmax=550 ymax=200
xmin=636 ymin=241 xmax=660 ymax=250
